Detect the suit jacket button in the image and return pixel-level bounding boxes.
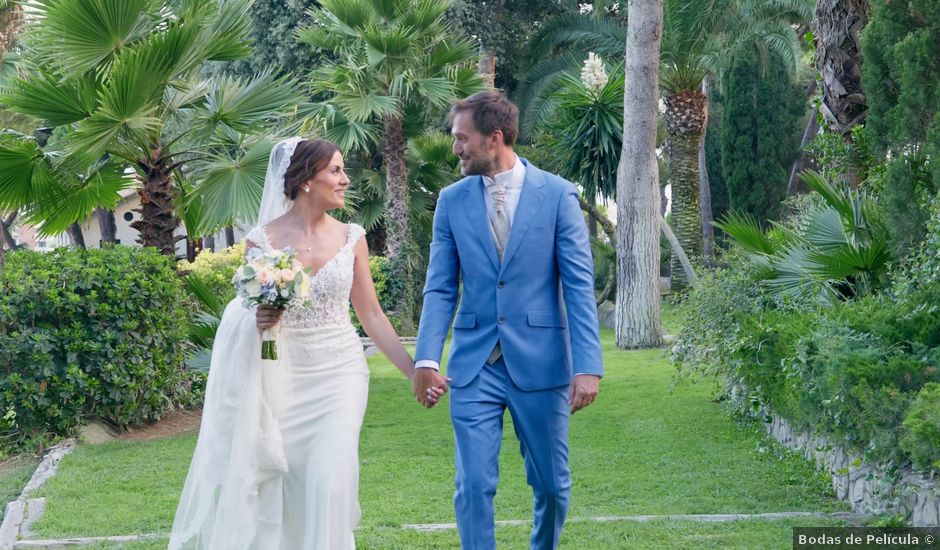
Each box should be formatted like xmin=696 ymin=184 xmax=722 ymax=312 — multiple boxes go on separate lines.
xmin=498 ymin=317 xmax=506 ymax=324
xmin=497 ymin=281 xmax=505 ymax=288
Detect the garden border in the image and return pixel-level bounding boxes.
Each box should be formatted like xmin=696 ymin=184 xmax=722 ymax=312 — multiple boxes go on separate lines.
xmin=763 ymin=412 xmax=939 ymax=526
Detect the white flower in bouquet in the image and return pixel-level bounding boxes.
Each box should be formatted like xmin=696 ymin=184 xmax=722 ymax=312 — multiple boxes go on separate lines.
xmin=233 ymin=247 xmax=311 ymax=359
xmin=581 ymin=52 xmax=608 ymax=93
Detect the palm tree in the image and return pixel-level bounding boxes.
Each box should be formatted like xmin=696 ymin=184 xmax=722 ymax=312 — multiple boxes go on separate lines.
xmin=659 ymin=0 xmax=810 ymax=289
xmin=814 ymin=0 xmax=868 ymax=137
xmin=299 ymin=0 xmax=483 ymax=332
xmin=715 ymin=169 xmax=891 ymax=303
xmin=0 ymin=0 xmax=305 ymax=256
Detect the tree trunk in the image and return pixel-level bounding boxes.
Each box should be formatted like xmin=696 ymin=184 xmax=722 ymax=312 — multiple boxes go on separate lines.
xmin=814 ymin=0 xmax=868 ymax=137
xmin=225 ymin=226 xmax=236 ymax=247
xmin=616 ymin=0 xmax=664 ymax=349
xmin=663 ymin=89 xmax=707 ymax=291
xmin=699 ymin=82 xmax=714 ymax=263
xmin=787 ymin=104 xmax=821 ymax=196
xmin=579 ymin=196 xmax=616 ymax=245
xmin=96 ymin=208 xmax=117 ymax=245
xmin=383 ymin=115 xmax=415 ymax=335
xmin=131 ymin=153 xmax=180 ymax=256
xmin=479 ymin=50 xmax=497 ymax=90
xmin=67 ymin=222 xmax=86 ymax=249
xmin=0 ymin=3 xmax=23 ymax=57
xmin=666 ymin=132 xmax=702 ymax=290
xmin=660 ymin=215 xmax=696 ymax=286
xmin=0 ymin=211 xmax=18 ymax=251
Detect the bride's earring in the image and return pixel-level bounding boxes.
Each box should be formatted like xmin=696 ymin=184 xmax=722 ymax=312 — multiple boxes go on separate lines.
xmin=303 ymin=186 xmax=310 ymax=193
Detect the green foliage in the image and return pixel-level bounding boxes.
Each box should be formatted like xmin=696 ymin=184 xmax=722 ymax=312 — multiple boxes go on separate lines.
xmin=448 ymin=0 xmax=576 ymax=95
xmin=0 ymin=0 xmax=305 ymax=240
xmin=178 ymin=242 xmax=246 ymax=305
xmin=862 ymin=0 xmax=940 ymax=161
xmin=876 ymin=152 xmax=938 ymax=259
xmin=0 ymin=247 xmax=190 ymax=449
xmin=677 ymin=204 xmax=940 ymax=472
xmin=901 ymin=383 xmax=940 ymax=472
xmin=300 ymin=0 xmax=483 ymax=153
xmin=715 ymin=170 xmax=893 ymax=304
xmin=805 ymin=126 xmax=878 ymax=185
xmin=719 ymin=51 xmax=805 ymax=225
xmin=218 ymin=0 xmax=324 ymax=78
xmin=542 ymin=63 xmax=623 ymax=203
xmin=672 ymin=249 xmax=769 ymax=383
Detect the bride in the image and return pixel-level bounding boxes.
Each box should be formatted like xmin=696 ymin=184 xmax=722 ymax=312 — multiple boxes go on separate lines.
xmin=169 ymin=138 xmax=443 ymax=549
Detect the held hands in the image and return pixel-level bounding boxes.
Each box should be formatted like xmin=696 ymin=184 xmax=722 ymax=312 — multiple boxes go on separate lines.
xmin=412 ymin=368 xmax=450 ymax=409
xmin=256 ymin=305 xmax=285 ymax=330
xmin=569 ymin=374 xmax=600 ymax=414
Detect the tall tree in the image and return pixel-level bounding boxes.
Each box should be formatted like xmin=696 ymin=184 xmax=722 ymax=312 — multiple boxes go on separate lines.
xmin=448 ymin=0 xmax=574 ymax=95
xmin=814 ymin=0 xmax=868 ymax=137
xmin=862 ymin=0 xmax=940 ymax=254
xmin=617 ymin=0 xmax=664 ymax=348
xmin=660 ymin=0 xmax=810 ymax=289
xmin=219 ymin=0 xmax=324 ymax=78
xmin=0 ymin=0 xmax=304 ymax=255
xmin=720 ymin=51 xmax=805 ymax=225
xmin=300 ymin=0 xmax=483 ymax=333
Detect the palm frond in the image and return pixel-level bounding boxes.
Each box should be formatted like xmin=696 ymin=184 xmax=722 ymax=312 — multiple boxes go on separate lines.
xmin=35 ymin=0 xmax=159 ymax=77
xmin=188 ymin=138 xmax=273 ymax=232
xmin=200 ymin=71 xmax=305 ymax=133
xmin=0 ymin=68 xmax=94 ymax=125
xmin=714 ymin=211 xmax=778 ymax=255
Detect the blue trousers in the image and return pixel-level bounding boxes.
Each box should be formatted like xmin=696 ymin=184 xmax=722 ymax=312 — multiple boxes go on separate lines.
xmin=449 ymin=357 xmax=571 ymax=550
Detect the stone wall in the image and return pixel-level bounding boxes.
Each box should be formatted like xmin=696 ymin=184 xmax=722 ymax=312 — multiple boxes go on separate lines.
xmin=765 ymin=413 xmax=939 ymax=526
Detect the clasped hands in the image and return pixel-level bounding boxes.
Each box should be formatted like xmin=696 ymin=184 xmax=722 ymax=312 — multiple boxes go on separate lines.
xmin=412 ymin=368 xmax=449 ymax=408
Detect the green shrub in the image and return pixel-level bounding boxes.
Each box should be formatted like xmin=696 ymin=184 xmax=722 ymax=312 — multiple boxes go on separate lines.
xmin=901 ymin=383 xmax=940 ymax=472
xmin=673 ymin=249 xmax=768 ymax=383
xmin=177 ymin=241 xmax=245 ymax=305
xmin=0 ymin=246 xmax=190 ymax=447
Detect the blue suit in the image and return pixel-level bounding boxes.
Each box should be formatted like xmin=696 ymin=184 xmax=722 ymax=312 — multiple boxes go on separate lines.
xmin=416 ymin=159 xmax=603 ymax=549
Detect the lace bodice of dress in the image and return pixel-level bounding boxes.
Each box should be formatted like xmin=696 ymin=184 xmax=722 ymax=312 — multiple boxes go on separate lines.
xmin=245 ymin=223 xmax=365 ymax=329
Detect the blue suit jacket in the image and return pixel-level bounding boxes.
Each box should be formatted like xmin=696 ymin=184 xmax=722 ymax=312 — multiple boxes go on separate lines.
xmin=415 ymin=159 xmax=603 ymax=391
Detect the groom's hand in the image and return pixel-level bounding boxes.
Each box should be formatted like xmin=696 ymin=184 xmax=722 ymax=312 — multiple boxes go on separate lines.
xmin=413 ymin=368 xmax=449 ymax=408
xmin=569 ymin=374 xmax=600 ymax=414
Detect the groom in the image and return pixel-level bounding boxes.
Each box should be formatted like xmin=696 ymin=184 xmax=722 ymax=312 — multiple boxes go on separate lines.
xmin=414 ymin=91 xmax=603 ymax=549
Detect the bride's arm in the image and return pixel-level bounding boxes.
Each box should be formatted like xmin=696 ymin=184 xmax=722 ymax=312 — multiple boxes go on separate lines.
xmin=349 ymin=237 xmax=416 ymax=381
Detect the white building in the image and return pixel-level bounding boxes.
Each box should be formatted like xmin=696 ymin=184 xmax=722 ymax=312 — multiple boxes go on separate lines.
xmin=16 ymin=189 xmax=248 ymax=256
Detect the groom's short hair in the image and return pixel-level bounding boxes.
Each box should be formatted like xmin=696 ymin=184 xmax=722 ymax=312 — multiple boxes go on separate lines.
xmin=448 ymin=91 xmax=519 ymax=146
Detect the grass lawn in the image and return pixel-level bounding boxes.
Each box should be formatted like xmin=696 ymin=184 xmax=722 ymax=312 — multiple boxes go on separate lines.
xmin=0 ymin=454 xmax=39 ymax=522
xmin=28 ymin=322 xmax=849 ymax=547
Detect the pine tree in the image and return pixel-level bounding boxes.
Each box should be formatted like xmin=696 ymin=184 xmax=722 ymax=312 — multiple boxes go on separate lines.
xmin=719 ymin=52 xmax=804 ymax=225
xmin=862 ymin=0 xmax=940 ymax=252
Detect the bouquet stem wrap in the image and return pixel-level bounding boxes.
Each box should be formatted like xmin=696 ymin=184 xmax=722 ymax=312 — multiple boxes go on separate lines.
xmin=261 ymin=324 xmax=280 ymax=360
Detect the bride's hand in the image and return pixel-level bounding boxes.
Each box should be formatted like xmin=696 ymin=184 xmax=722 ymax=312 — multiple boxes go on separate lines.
xmin=256 ymin=305 xmax=284 ymax=330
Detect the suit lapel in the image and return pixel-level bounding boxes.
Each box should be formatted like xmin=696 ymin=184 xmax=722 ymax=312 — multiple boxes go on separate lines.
xmin=460 ymin=177 xmax=500 ymax=271
xmin=500 ymin=161 xmax=547 ymax=271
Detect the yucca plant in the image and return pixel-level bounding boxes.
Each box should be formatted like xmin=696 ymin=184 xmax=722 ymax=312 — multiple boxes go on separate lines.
xmin=544 ymin=58 xmax=624 ymax=204
xmin=0 ymin=0 xmax=305 ymax=255
xmin=715 ymin=170 xmax=893 ymax=303
xmin=299 ymin=0 xmax=483 ymax=332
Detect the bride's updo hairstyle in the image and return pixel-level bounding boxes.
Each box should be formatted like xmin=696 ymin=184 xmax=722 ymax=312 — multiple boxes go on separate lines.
xmin=283 ymin=139 xmax=341 ymax=200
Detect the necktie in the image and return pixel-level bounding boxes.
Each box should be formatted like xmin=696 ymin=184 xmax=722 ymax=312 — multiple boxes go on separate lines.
xmin=489 ymin=183 xmax=510 ymax=260
xmin=487 ymin=182 xmax=510 ymax=364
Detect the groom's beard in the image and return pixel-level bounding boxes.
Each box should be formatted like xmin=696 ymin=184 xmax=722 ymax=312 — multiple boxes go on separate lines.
xmin=460 ymin=155 xmax=495 ymax=176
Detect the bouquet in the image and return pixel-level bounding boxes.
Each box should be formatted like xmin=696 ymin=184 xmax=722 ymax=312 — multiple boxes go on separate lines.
xmin=233 ymin=246 xmax=310 ymax=359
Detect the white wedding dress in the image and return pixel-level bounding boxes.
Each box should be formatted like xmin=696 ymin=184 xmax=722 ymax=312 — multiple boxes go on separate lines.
xmin=170 ymin=223 xmax=369 ymax=550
